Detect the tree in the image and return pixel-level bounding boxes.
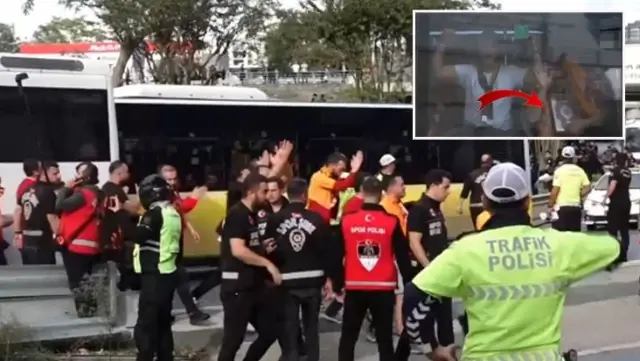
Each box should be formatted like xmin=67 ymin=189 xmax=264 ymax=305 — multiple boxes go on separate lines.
xmin=32 ymin=16 xmax=109 ymax=43
xmin=24 ymin=0 xmax=275 ymax=86
xmin=281 ymin=0 xmax=500 ymax=101
xmin=0 ymin=23 xmax=19 ymax=53
xmin=263 ymin=10 xmax=342 ymax=72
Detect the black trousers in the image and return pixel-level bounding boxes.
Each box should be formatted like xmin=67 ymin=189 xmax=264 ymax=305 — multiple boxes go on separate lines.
xmin=175 ymin=265 xmax=198 ymax=314
xmin=608 ymin=202 xmax=631 ymax=263
xmin=135 ymin=272 xmax=178 ymax=361
xmin=338 ymin=290 xmax=395 ymax=361
xmin=218 ymin=287 xmax=283 ymax=361
xmin=469 ymin=207 xmax=483 ymax=229
xmin=62 ymin=250 xmax=103 ymax=317
xmin=282 ymin=288 xmax=320 ymax=361
xmin=553 ymin=206 xmax=582 ymax=232
xmin=395 ymin=297 xmax=454 ymax=361
xmin=191 ymin=270 xmax=222 ymax=300
xmin=21 ymin=238 xmax=56 ymax=265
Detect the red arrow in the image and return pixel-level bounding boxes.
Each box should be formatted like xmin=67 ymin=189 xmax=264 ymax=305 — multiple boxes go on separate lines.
xmin=477 ymin=89 xmax=544 ymax=112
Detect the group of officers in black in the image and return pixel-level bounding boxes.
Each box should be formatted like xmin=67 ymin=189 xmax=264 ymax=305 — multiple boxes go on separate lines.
xmin=218 ymin=152 xmax=460 ymax=361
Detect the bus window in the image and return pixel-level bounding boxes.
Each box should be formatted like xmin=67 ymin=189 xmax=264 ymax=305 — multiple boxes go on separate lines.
xmin=116 ymin=102 xmax=527 ymax=189
xmin=0 ymin=86 xmax=110 ymax=163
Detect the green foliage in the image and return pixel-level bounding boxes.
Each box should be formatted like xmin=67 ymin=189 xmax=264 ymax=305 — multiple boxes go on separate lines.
xmin=265 ymin=0 xmax=499 ymax=101
xmin=333 ymin=85 xmax=410 ymax=103
xmin=32 ymin=16 xmax=109 ymax=43
xmin=0 ymin=316 xmax=56 ymax=361
xmin=23 ymin=0 xmax=275 ymax=85
xmin=0 ymin=23 xmax=19 ymax=53
xmin=263 ymin=10 xmax=343 ymax=72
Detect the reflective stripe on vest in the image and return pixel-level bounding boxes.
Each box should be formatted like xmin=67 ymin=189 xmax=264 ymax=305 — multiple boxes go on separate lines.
xmin=282 ymin=270 xmax=324 ymax=280
xmin=222 ymin=271 xmax=239 ymax=279
xmin=468 ymin=281 xmax=568 ymax=301
xmin=462 ymin=348 xmax=563 ymax=361
xmin=345 ymin=281 xmax=396 ymax=287
xmin=71 ymin=239 xmax=100 ymax=248
xmin=138 ymin=240 xmax=161 ymax=253
xmin=23 ymin=230 xmax=43 ymax=236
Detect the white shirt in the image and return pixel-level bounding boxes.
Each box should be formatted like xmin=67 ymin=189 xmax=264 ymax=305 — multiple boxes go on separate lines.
xmin=454 ymin=64 xmax=528 ymax=131
xmin=292 ymin=63 xmax=300 ymax=73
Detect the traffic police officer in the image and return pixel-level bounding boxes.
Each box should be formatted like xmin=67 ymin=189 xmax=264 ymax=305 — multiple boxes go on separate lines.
xmin=217 ymin=173 xmax=283 ymax=361
xmin=133 ymin=174 xmax=181 ymax=361
xmin=399 ymin=169 xmax=454 ymax=360
xmin=265 ymin=178 xmax=331 ymax=361
xmin=331 ymin=177 xmax=413 ymax=361
xmin=606 ymin=152 xmax=632 ymax=264
xmin=402 ymin=163 xmax=620 ymax=361
xmin=549 ymin=146 xmax=590 ymax=231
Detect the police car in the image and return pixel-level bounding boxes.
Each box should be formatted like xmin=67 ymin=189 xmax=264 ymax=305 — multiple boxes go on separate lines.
xmin=582 ymin=168 xmax=640 ymax=230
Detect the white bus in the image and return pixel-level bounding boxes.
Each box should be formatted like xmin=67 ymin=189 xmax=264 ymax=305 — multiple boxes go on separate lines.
xmin=0 ymin=54 xmax=117 ymax=222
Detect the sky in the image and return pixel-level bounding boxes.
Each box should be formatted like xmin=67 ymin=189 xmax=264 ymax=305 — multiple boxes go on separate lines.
xmin=1 ymin=0 xmax=639 ymax=41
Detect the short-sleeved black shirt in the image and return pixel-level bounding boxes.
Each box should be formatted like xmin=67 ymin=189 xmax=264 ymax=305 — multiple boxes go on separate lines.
xmin=220 ymin=202 xmax=263 ymax=291
xmin=101 ymin=181 xmax=135 ymax=243
xmin=407 ymin=194 xmax=449 ymax=261
xmin=19 ymin=182 xmax=56 ymax=247
xmin=609 ymin=167 xmax=631 ymax=205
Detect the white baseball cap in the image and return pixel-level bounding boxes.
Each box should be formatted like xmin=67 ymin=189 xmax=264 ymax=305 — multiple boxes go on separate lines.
xmin=379 ymin=154 xmax=396 ymax=167
xmin=561 ymin=146 xmax=576 ymax=158
xmin=482 ymin=162 xmax=530 ymax=204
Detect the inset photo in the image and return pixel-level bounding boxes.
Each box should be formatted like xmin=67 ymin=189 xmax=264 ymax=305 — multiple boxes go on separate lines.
xmin=413 ymin=11 xmax=623 ymax=139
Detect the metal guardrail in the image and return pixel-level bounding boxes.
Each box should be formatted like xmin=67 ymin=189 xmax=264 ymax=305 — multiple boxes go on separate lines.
xmin=0 ymin=262 xmax=124 ymax=342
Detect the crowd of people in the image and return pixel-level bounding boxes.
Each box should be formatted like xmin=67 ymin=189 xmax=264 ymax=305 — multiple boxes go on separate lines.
xmin=535 ymin=140 xmax=635 ymax=193
xmin=0 ymin=138 xmax=628 ymax=361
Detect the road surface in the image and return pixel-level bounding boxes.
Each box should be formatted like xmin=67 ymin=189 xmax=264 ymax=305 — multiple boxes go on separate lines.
xmin=168 ymin=226 xmax=640 ymax=360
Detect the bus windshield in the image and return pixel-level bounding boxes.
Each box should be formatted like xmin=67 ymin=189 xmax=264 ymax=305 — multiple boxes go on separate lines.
xmin=0 ymin=85 xmax=110 ymax=162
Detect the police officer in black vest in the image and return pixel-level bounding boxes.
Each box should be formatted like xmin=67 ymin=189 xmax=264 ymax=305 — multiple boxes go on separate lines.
xmin=217 ymin=173 xmax=283 ymax=361
xmin=265 ymin=178 xmax=331 ymax=361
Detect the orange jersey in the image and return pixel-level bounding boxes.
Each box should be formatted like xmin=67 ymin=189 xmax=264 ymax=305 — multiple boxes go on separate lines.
xmin=380 ymin=196 xmax=408 ymax=235
xmin=307 ymin=167 xmax=356 ymax=223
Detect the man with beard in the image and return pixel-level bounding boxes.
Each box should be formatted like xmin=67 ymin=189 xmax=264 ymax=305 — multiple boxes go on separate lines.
xmin=158 ymin=164 xmax=210 ymax=325
xmin=458 ymin=154 xmax=493 ymax=228
xmin=101 ymin=161 xmax=139 ymax=290
xmin=19 ymin=161 xmax=62 ymax=265
xmin=217 ymin=173 xmax=283 ymax=361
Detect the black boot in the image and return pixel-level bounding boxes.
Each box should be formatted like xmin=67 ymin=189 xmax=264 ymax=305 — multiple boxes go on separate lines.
xmin=189 ymin=309 xmax=211 ymax=325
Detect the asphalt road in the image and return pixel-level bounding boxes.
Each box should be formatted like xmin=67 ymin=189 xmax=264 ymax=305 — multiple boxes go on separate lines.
xmin=168 ymin=224 xmax=640 ymax=360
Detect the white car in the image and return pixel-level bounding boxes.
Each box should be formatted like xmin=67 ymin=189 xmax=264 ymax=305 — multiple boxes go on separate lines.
xmin=583 ymin=170 xmax=640 ymax=230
